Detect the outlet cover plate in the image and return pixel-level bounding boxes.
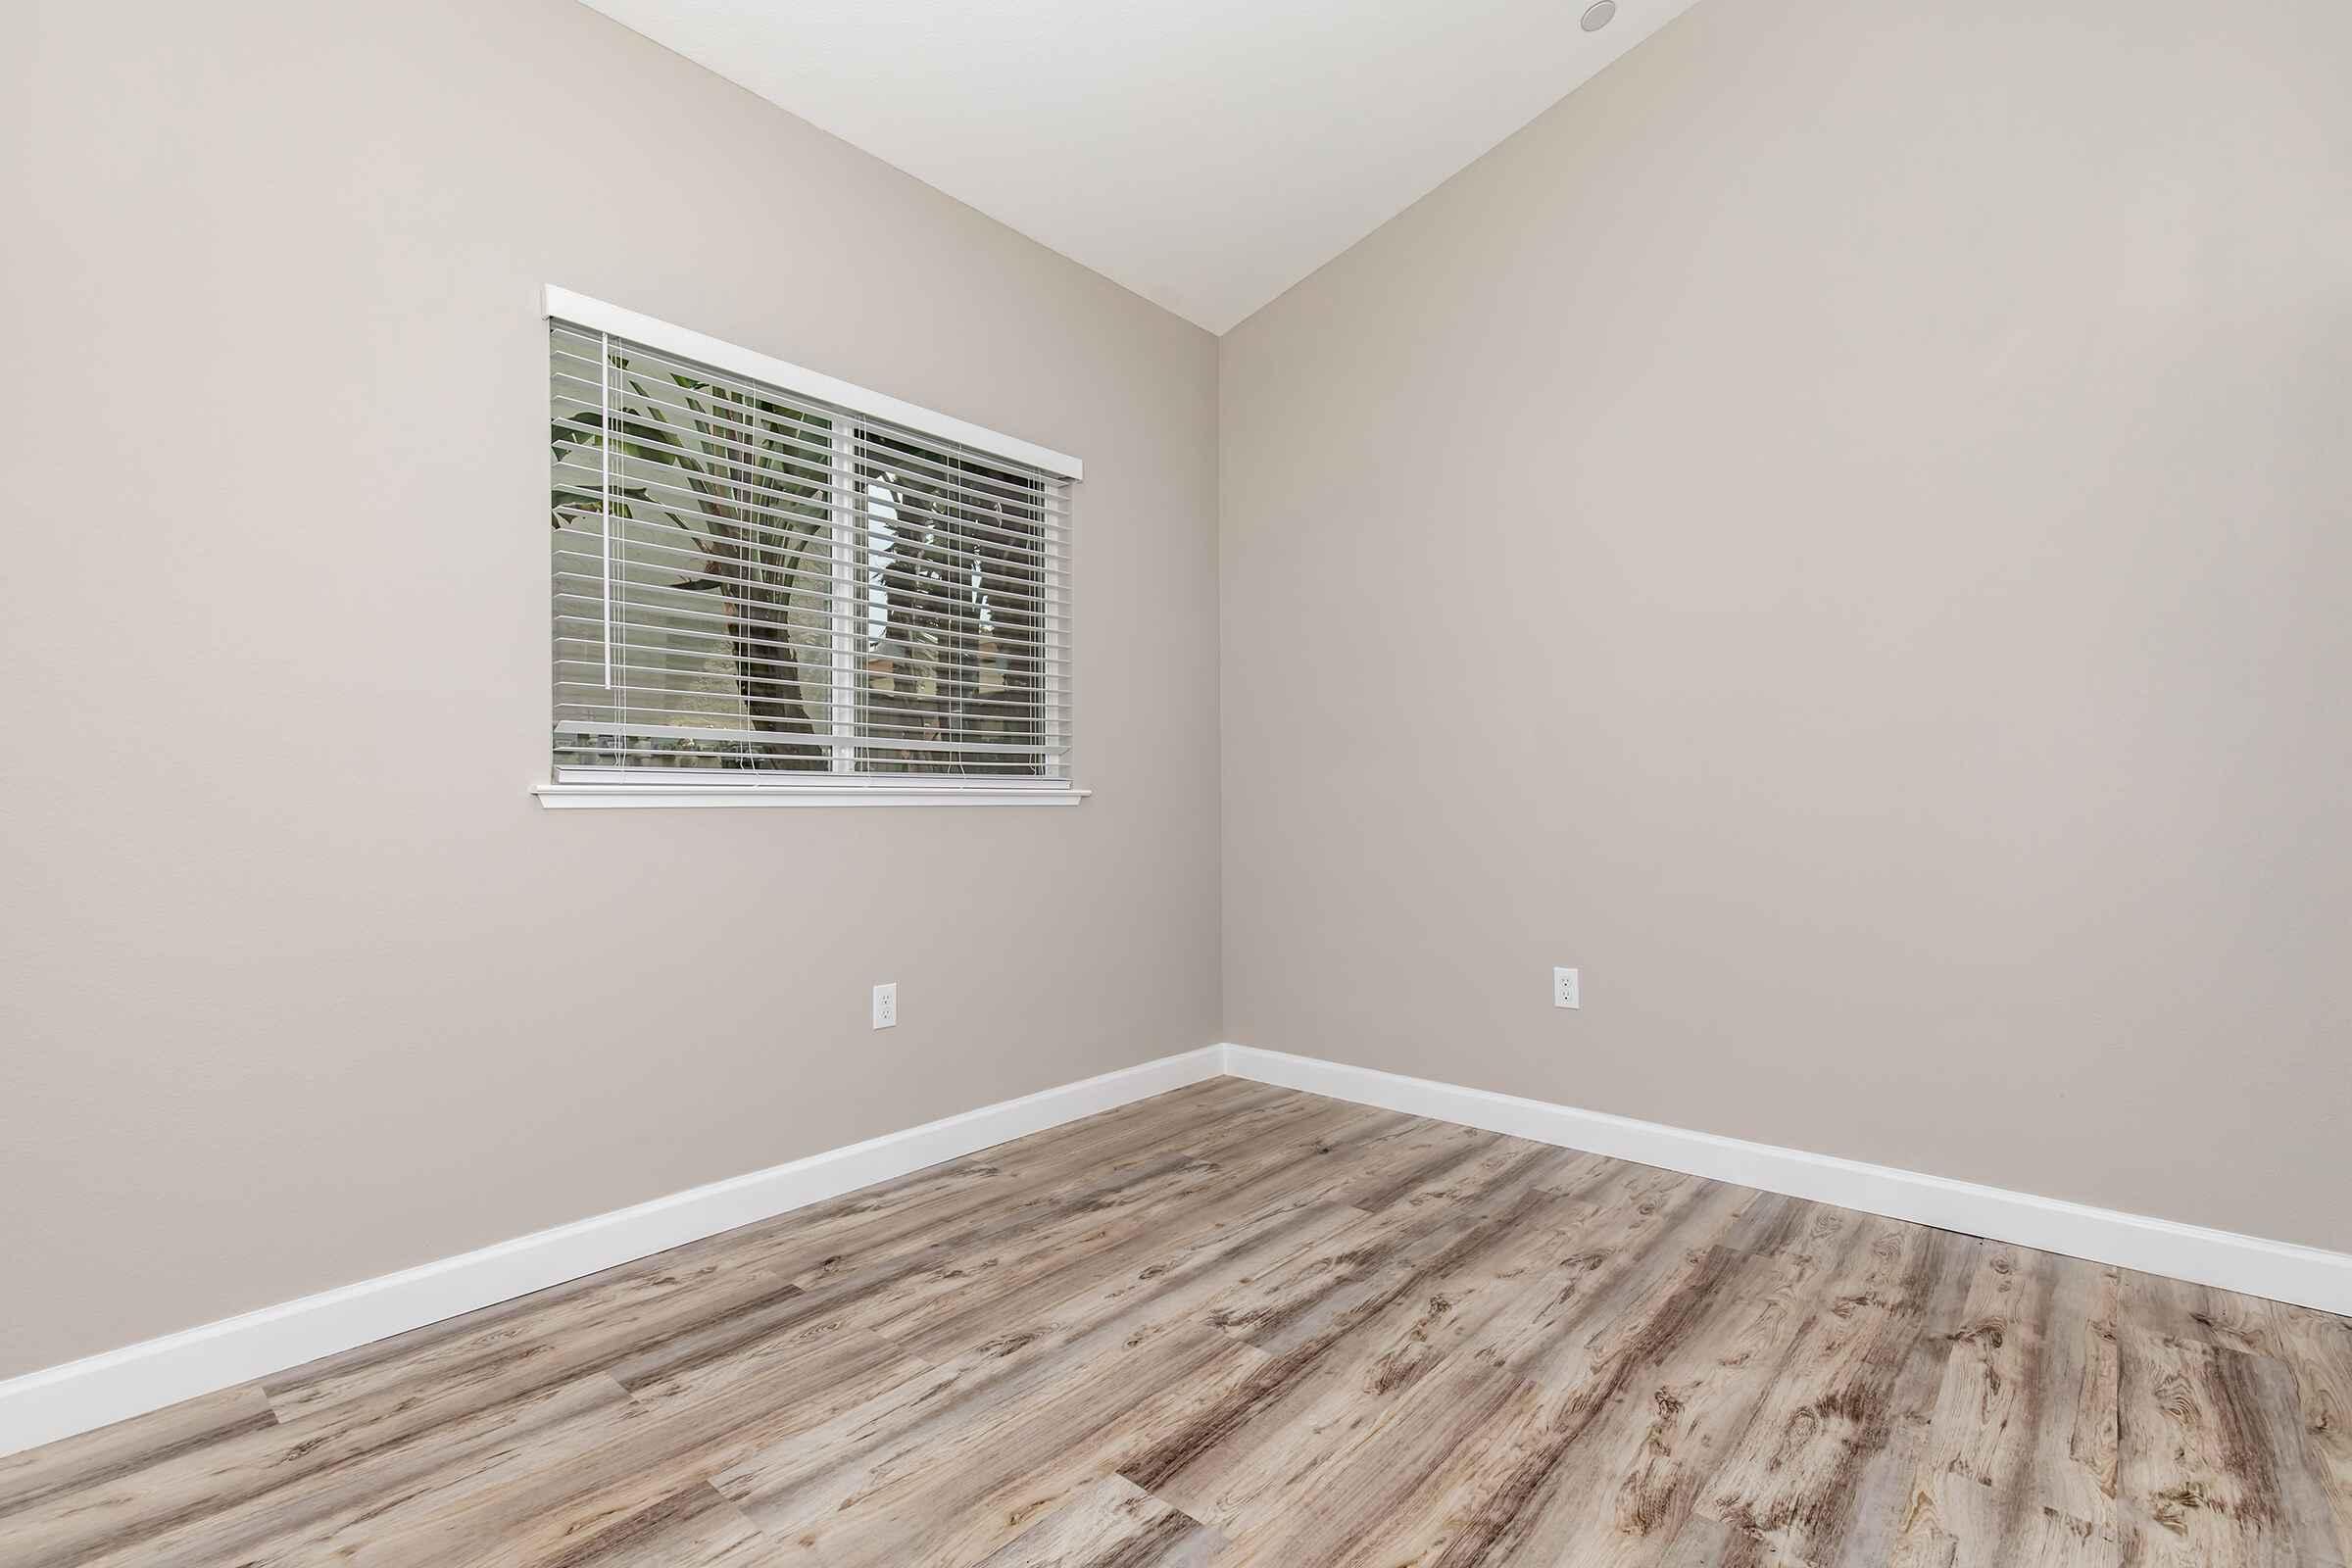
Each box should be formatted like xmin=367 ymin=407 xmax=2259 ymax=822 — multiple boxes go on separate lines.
xmin=1553 ymin=967 xmax=1581 ymax=1009
xmin=872 ymin=982 xmax=897 ymax=1029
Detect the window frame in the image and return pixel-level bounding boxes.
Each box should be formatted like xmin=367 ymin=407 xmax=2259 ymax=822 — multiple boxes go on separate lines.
xmin=534 ymin=287 xmax=1086 ymax=810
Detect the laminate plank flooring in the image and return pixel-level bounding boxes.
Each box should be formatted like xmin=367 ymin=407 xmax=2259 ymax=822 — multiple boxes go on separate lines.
xmin=6 ymin=1078 xmax=2348 ymax=1567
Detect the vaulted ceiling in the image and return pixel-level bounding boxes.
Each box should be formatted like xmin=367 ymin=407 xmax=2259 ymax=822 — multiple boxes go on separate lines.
xmin=574 ymin=0 xmax=1702 ymax=333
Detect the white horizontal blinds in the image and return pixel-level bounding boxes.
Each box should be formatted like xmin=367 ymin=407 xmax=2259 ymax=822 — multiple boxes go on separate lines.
xmin=549 ymin=320 xmax=1071 ymax=783
xmin=851 ymin=425 xmax=1063 ymax=778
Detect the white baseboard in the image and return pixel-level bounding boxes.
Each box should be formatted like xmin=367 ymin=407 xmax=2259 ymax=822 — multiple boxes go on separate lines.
xmin=1220 ymin=1043 xmax=2352 ymax=1317
xmin=12 ymin=1039 xmax=2343 ymax=1460
xmin=0 ymin=1046 xmax=1225 ymax=1459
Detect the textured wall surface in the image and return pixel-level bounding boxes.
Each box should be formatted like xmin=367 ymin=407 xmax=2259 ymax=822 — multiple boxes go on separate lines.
xmin=0 ymin=0 xmax=1220 ymax=1377
xmin=1221 ymin=0 xmax=2351 ymax=1250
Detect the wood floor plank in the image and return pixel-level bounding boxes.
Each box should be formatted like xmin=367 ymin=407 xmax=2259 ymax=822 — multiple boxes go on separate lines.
xmin=2272 ymin=1302 xmax=2352 ymax=1564
xmin=1821 ymin=1239 xmax=1984 ymax=1568
xmin=645 ymin=1150 xmax=1027 ymax=1284
xmin=951 ymin=1197 xmax=1377 ymax=1358
xmin=1469 ymin=1176 xmax=1762 ymax=1390
xmin=1882 ymin=1245 xmax=2124 ymax=1568
xmin=38 ymin=1374 xmax=639 ymax=1568
xmin=639 ymin=1079 xmax=1315 ymax=1296
xmin=687 ymin=1206 xmax=1299 ymax=1565
xmin=1200 ymin=1178 xmax=1590 ymax=1362
xmin=1205 ymin=1349 xmax=1551 ymax=1568
xmin=8 ymin=1082 xmax=2349 ymax=1568
xmin=443 ymin=1479 xmax=785 ymax=1568
xmin=720 ymin=1321 xmax=1267 ymax=1567
xmin=2121 ymin=1267 xmax=2290 ymax=1360
xmin=1124 ymin=1193 xmax=1585 ymax=1533
xmin=1313 ymin=1113 xmax=1507 ymax=1213
xmin=218 ymin=1376 xmax=658 ymax=1568
xmin=579 ymin=1099 xmax=1396 ymax=1402
xmin=657 ymin=1192 xmax=1365 ymax=1442
xmin=1214 ymin=1146 xmax=1707 ymax=1373
xmin=308 ymin=1332 xmax=929 ymax=1568
xmin=1124 ymin=1168 xmax=1757 ymax=1537
xmin=967 ymin=1475 xmax=1224 ymax=1568
xmin=1441 ymin=1244 xmax=1817 ymax=1567
xmin=0 ymin=1381 xmax=277 ymax=1520
xmin=1109 ymin=1170 xmax=1590 ymax=1513
xmin=2115 ymin=1326 xmax=2345 ymax=1567
xmin=1658 ymin=1515 xmax=1788 ymax=1566
xmin=1720 ymin=1191 xmax=1865 ymax=1277
xmin=858 ymin=1102 xmax=1435 ymax=1362
xmin=582 ymin=1134 xmax=1353 ymax=1400
xmin=39 ymin=1320 xmax=914 ymax=1567
xmin=265 ymin=1250 xmax=807 ymax=1428
xmin=740 ymin=1083 xmax=1361 ymax=1290
xmin=1696 ymin=1212 xmax=1983 ymax=1566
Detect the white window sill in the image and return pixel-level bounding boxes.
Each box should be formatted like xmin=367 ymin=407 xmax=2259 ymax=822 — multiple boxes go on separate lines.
xmin=532 ymin=783 xmax=1090 ymax=810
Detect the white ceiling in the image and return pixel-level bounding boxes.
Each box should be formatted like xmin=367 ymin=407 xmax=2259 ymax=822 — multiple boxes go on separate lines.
xmin=574 ymin=0 xmax=1701 ymax=334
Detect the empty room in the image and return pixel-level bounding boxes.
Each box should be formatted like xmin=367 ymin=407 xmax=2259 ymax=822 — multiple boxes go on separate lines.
xmin=3 ymin=0 xmax=2347 ymax=1563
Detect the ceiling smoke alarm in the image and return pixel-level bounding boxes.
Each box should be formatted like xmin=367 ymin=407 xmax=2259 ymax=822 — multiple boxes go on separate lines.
xmin=1581 ymin=0 xmax=1618 ymax=30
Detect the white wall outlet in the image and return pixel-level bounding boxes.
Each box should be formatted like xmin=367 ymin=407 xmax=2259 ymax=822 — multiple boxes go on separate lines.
xmin=1552 ymin=966 xmax=1581 ymax=1009
xmin=872 ymin=982 xmax=898 ymax=1030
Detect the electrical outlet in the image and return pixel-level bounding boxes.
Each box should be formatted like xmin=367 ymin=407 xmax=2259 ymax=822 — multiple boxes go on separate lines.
xmin=1552 ymin=966 xmax=1581 ymax=1010
xmin=872 ymin=982 xmax=897 ymax=1030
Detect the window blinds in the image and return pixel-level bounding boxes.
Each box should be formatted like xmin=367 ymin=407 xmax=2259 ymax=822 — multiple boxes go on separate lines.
xmin=549 ymin=317 xmax=1073 ymax=790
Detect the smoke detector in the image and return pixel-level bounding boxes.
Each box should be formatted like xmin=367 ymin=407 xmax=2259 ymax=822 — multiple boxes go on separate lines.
xmin=1581 ymin=0 xmax=1618 ymax=30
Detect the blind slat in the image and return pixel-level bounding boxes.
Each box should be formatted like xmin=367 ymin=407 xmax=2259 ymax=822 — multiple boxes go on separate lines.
xmin=550 ymin=354 xmax=1072 ymax=513
xmin=556 ymin=721 xmax=1065 ymax=758
xmin=550 ymin=438 xmax=1071 ymax=546
xmin=550 ymin=595 xmax=1074 ymax=669
xmin=554 ymin=755 xmax=1057 ymax=777
xmin=559 ymin=679 xmax=1057 ymax=725
xmin=549 ymin=490 xmax=1062 ymax=575
xmin=552 ymin=531 xmax=1062 ymax=614
xmin=551 ymin=604 xmax=1074 ymax=667
xmin=553 ymin=648 xmax=1074 ymax=700
xmin=551 ymin=334 xmax=1073 ymax=504
xmin=553 ymin=559 xmax=1064 ymax=632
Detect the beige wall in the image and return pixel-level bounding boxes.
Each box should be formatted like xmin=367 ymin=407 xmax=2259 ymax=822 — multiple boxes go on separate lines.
xmin=1221 ymin=0 xmax=2351 ymax=1250
xmin=7 ymin=0 xmax=2348 ymax=1389
xmin=0 ymin=0 xmax=1219 ymax=1378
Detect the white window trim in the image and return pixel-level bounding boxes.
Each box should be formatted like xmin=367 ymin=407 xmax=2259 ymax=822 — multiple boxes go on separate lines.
xmin=537 ymin=288 xmax=1085 ymax=811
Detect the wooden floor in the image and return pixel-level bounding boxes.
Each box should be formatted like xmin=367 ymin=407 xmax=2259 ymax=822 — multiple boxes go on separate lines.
xmin=5 ymin=1080 xmax=2349 ymax=1567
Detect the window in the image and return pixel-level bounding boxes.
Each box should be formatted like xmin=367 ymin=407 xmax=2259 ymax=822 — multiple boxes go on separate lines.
xmin=541 ymin=290 xmax=1081 ymax=806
